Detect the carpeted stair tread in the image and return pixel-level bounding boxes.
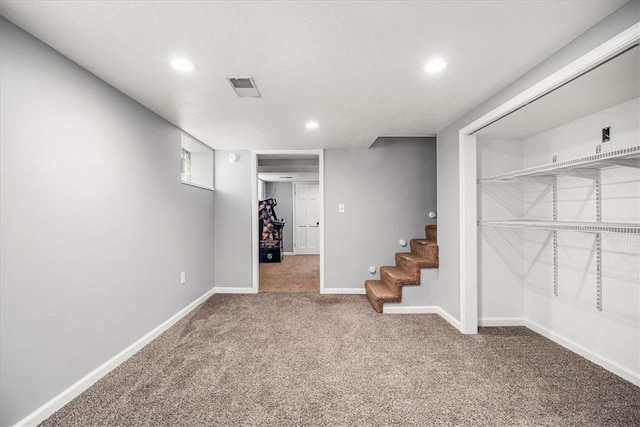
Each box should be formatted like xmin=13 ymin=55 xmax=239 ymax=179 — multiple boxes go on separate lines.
xmin=395 ymin=252 xmax=438 ymax=270
xmin=365 ymin=280 xmax=400 ymax=313
xmin=380 ymin=266 xmax=420 ymax=290
xmin=365 ymin=225 xmax=439 ymax=312
xmin=410 ymin=238 xmax=437 ymax=247
xmin=409 ymin=239 xmax=439 ymax=261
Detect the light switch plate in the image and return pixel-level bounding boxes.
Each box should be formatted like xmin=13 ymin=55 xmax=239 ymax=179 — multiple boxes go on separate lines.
xmin=338 ymin=203 xmax=345 ymax=213
xmin=180 ymin=271 xmax=186 ymax=285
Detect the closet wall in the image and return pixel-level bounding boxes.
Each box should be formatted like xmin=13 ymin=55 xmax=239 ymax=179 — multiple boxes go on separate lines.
xmin=521 ymin=98 xmax=639 ymax=376
xmin=477 ymin=49 xmax=640 ymax=385
xmin=477 ymin=138 xmax=524 ymax=321
xmin=477 ymin=80 xmax=639 ymax=381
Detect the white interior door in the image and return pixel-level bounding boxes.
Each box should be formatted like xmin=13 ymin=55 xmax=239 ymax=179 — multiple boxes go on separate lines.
xmin=294 ymin=183 xmax=320 ymax=254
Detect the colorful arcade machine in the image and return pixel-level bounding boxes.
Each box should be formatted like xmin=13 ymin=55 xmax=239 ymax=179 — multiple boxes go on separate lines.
xmin=258 ymin=198 xmax=286 ymax=263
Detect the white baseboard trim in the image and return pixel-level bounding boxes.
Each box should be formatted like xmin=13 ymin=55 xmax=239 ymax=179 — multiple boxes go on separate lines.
xmin=381 ymin=304 xmax=464 ymax=333
xmin=283 ymin=252 xmax=295 ymax=256
xmin=212 ymin=286 xmax=257 ymax=294
xmin=525 ymin=319 xmax=640 ymax=387
xmin=383 ymin=305 xmax=440 ymax=314
xmin=479 ymin=317 xmax=526 ymax=327
xmin=436 ymin=307 xmax=464 ymax=332
xmin=14 ymin=287 xmax=216 ymax=427
xmin=321 ymin=287 xmax=366 ymax=294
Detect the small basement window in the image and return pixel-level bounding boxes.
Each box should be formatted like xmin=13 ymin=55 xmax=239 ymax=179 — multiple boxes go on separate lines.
xmin=181 ymin=134 xmax=214 ymax=190
xmin=181 ymin=148 xmax=192 ymax=181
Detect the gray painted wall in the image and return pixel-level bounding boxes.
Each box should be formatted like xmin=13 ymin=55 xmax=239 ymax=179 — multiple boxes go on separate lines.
xmin=435 ymin=0 xmax=640 ymax=320
xmin=213 ymin=139 xmax=437 ymax=293
xmin=324 ymin=137 xmax=437 ymax=290
xmin=0 ymin=18 xmax=215 ymax=426
xmin=214 ymin=150 xmax=253 ymax=288
xmin=264 ymin=182 xmax=294 ymax=253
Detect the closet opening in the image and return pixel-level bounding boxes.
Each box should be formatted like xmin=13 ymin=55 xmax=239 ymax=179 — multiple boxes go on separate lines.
xmin=457 ymin=28 xmax=639 ymax=335
xmin=458 ymin=29 xmax=639 ymax=385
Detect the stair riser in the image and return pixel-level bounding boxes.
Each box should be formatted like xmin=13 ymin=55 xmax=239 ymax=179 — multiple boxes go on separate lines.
xmin=425 ymin=225 xmax=438 ymax=242
xmin=364 ymin=287 xmax=383 ymax=312
xmin=365 ymin=286 xmax=384 ymax=313
xmin=379 ymin=270 xmax=401 ymax=293
xmin=365 ymin=280 xmax=400 ymax=313
xmin=395 ymin=253 xmax=435 ymax=271
xmin=396 ymin=254 xmax=419 ymax=272
xmin=409 ymin=240 xmax=439 ymax=262
xmin=380 ymin=268 xmax=419 ymax=292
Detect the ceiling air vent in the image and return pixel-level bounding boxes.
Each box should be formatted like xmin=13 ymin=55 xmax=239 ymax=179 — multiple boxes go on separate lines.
xmin=227 ymin=77 xmax=261 ymax=98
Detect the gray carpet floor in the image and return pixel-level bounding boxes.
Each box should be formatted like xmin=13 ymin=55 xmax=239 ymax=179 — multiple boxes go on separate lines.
xmin=259 ymin=255 xmax=319 ymax=292
xmin=42 ymin=294 xmax=640 ymax=426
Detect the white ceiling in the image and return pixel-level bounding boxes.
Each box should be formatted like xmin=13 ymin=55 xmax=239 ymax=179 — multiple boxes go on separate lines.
xmin=0 ymin=1 xmax=628 ymax=150
xmin=476 ymin=45 xmax=640 ymax=139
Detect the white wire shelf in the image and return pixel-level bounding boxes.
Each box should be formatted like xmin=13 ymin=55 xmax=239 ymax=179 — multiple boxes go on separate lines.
xmin=479 ymin=219 xmax=640 ymax=235
xmin=478 ymin=145 xmax=640 ymax=183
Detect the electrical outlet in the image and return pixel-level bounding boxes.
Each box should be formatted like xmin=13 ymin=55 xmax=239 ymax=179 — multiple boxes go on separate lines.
xmin=180 ymin=271 xmax=186 ymax=285
xmin=602 ymin=127 xmax=610 ymax=143
xmin=338 ymin=203 xmax=345 ymax=213
xmin=596 ymin=145 xmax=602 ymax=154
xmin=552 ymin=155 xmax=557 ymax=163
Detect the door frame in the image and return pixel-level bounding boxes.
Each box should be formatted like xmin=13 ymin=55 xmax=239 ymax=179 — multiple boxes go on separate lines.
xmin=292 ymin=181 xmax=321 ymax=255
xmin=251 ymin=150 xmax=325 ymax=293
xmin=456 ymin=23 xmax=640 ymax=334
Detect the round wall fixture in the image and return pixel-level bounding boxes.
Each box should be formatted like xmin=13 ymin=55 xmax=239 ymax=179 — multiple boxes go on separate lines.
xmin=369 ymin=266 xmax=377 ymax=274
xmin=429 ymin=211 xmax=437 ymax=219
xmin=399 ymin=239 xmax=407 ymax=247
xmin=228 ymin=153 xmax=239 ymax=163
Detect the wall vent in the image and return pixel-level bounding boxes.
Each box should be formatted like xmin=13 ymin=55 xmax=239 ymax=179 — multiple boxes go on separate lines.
xmin=227 ymin=77 xmax=261 ymax=98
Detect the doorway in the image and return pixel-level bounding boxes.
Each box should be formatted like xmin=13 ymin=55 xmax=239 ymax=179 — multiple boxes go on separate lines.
xmin=251 ymin=150 xmax=324 ymax=293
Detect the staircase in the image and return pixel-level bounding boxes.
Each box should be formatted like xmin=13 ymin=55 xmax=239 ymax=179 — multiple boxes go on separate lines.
xmin=365 ymin=225 xmax=438 ymax=313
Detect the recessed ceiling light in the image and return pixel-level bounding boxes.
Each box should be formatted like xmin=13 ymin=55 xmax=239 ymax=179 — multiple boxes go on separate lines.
xmin=306 ymin=121 xmax=319 ymax=129
xmin=424 ymin=58 xmax=447 ymax=73
xmin=170 ymin=57 xmax=194 ymax=72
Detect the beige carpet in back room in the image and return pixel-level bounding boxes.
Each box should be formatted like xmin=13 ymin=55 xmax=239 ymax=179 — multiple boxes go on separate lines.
xmin=259 ymin=254 xmax=319 ymax=292
xmin=41 ymin=294 xmax=640 ymax=426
